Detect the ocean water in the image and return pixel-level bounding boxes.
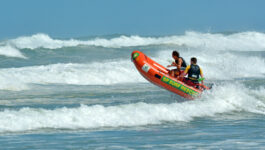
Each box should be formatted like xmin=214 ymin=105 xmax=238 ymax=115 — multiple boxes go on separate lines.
xmin=0 ymin=31 xmax=264 ymax=149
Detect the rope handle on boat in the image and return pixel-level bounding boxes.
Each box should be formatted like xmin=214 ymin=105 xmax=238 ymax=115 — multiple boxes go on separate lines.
xmin=198 ymin=78 xmax=205 ymax=82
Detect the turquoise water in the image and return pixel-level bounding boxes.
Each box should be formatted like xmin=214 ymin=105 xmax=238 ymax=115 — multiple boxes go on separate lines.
xmin=0 ymin=32 xmax=265 ymax=149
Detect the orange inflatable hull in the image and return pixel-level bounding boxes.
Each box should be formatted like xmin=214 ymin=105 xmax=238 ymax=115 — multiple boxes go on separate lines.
xmin=132 ymin=50 xmax=203 ymax=100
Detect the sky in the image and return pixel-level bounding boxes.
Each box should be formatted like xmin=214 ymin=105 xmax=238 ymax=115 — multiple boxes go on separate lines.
xmin=0 ymin=0 xmax=265 ymax=39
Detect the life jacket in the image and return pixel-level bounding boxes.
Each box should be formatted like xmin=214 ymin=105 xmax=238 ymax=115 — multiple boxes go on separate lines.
xmin=188 ymin=64 xmax=200 ymax=81
xmin=175 ymin=57 xmax=187 ymax=68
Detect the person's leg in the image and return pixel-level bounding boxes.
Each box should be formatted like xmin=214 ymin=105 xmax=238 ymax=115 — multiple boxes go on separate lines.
xmin=170 ymin=70 xmax=175 ymax=77
xmin=182 ymin=78 xmax=188 ymax=83
xmin=174 ymin=70 xmax=180 ymax=77
xmin=185 ymin=79 xmax=196 ymax=87
xmin=193 ymin=81 xmax=200 ymax=89
xmin=191 ymin=81 xmax=200 ymax=89
xmin=186 ymin=80 xmax=194 ymax=86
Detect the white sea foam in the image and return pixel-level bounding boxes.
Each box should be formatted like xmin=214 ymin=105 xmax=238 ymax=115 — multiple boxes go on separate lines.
xmin=0 ymin=48 xmax=264 ymax=91
xmin=9 ymin=33 xmax=80 ymax=49
xmin=0 ymin=83 xmax=264 ymax=133
xmin=0 ymin=60 xmax=146 ymax=91
xmin=1 ymin=31 xmax=265 ymax=58
xmin=156 ymin=50 xmax=265 ymax=80
xmin=0 ymin=32 xmax=264 ymax=90
xmin=0 ymin=45 xmax=26 ymax=58
xmin=0 ymin=31 xmax=264 ymax=52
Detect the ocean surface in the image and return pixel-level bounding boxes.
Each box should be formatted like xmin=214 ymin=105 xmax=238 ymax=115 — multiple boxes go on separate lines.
xmin=0 ymin=31 xmax=264 ymax=149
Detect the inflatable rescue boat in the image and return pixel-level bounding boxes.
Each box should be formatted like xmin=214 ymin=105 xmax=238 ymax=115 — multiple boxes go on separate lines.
xmin=131 ymin=50 xmax=210 ymax=100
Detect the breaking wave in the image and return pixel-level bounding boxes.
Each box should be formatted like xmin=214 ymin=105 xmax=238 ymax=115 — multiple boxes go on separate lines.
xmin=0 ymin=51 xmax=264 ymax=91
xmin=0 ymin=60 xmax=145 ymax=91
xmin=1 ymin=31 xmax=265 ymax=58
xmin=0 ymin=45 xmax=26 ymax=58
xmin=0 ymin=83 xmax=264 ymax=133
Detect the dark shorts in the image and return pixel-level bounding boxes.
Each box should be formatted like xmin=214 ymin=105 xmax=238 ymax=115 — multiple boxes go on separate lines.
xmin=183 ymin=78 xmax=199 ymax=87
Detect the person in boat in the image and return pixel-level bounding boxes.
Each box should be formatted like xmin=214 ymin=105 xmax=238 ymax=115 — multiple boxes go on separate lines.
xmin=180 ymin=57 xmax=204 ymax=88
xmin=167 ymin=51 xmax=187 ymax=77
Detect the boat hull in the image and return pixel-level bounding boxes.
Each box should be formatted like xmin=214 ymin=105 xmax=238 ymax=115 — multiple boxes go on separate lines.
xmin=132 ymin=51 xmax=202 ymax=100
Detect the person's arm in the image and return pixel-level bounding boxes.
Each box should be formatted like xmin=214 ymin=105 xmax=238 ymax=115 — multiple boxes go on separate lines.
xmin=200 ymin=68 xmax=204 ymax=84
xmin=167 ymin=61 xmax=176 ymax=67
xmin=180 ymin=65 xmax=190 ymax=77
xmin=177 ymin=58 xmax=182 ymax=71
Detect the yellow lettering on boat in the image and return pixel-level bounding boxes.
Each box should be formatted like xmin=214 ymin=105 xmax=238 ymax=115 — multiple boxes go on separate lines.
xmin=161 ymin=76 xmax=199 ymax=96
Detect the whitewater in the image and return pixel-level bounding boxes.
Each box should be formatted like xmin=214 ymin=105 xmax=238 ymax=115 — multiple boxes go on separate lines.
xmin=0 ymin=31 xmax=265 ymax=149
xmin=1 ymin=31 xmax=265 ymax=58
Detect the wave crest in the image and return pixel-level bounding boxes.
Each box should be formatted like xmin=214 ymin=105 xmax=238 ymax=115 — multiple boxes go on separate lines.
xmin=8 ymin=31 xmax=265 ymax=50
xmin=0 ymin=45 xmax=26 ymax=58
xmin=0 ymin=61 xmax=145 ymax=91
xmin=0 ymin=83 xmax=264 ymax=133
xmin=1 ymin=31 xmax=265 ymax=58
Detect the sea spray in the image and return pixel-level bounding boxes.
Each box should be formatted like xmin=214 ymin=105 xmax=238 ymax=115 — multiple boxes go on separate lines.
xmin=1 ymin=31 xmax=265 ymax=58
xmin=0 ymin=83 xmax=264 ymax=133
